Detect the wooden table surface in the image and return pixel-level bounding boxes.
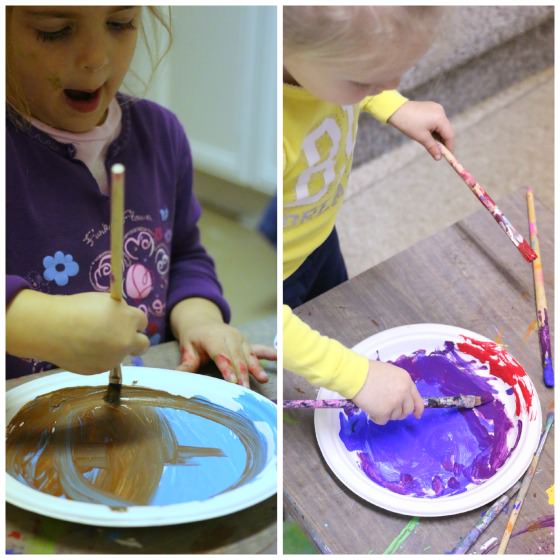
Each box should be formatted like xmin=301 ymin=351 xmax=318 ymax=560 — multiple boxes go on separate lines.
xmin=6 ymin=317 xmax=277 ymax=554
xmin=284 ymin=191 xmax=554 ymax=554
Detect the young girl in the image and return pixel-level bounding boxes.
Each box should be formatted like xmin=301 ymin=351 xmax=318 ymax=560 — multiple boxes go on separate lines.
xmin=283 ymin=6 xmax=454 ymax=424
xmin=6 ymin=6 xmax=275 ymax=386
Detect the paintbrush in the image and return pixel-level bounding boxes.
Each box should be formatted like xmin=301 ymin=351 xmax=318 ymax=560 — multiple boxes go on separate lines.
xmin=527 ymin=187 xmax=554 ymax=388
xmin=497 ymin=411 xmax=554 ymax=554
xmin=282 ymin=394 xmax=489 ymax=411
xmin=450 ymin=480 xmax=522 ymax=554
xmin=437 ymin=143 xmax=537 ymax=263
xmin=104 ymin=163 xmax=125 ymax=406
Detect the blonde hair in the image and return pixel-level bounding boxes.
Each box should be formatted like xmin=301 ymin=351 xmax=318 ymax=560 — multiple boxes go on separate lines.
xmin=125 ymin=6 xmax=172 ymax=96
xmin=284 ymin=6 xmax=443 ymax=65
xmin=6 ymin=6 xmax=173 ymax=121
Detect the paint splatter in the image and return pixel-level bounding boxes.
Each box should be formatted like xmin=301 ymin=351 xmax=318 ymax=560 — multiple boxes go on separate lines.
xmin=493 ymin=329 xmax=504 ymax=345
xmin=339 ymin=339 xmax=525 ymax=498
xmin=523 ymin=320 xmax=539 ymax=342
xmin=383 ymin=517 xmax=419 ymax=553
xmin=26 ymin=517 xmax=67 ymax=554
xmin=546 ymin=484 xmax=554 ymax=505
xmin=283 ymin=411 xmax=300 ymax=425
xmin=114 ymin=537 xmax=142 ymax=549
xmin=481 ymin=515 xmax=554 ymax=553
xmin=457 ymin=337 xmax=534 ymax=418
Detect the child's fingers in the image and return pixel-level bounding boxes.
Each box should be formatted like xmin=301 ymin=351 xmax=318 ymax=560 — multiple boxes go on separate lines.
xmin=213 ymin=352 xmax=238 ymax=384
xmin=434 ymin=119 xmax=455 ymax=152
xmin=370 ymin=412 xmax=390 ymax=426
xmin=221 ymin=342 xmax=250 ymax=388
xmin=421 ymin=132 xmax=443 ymax=160
xmin=246 ymin=345 xmax=269 ymax=384
xmin=401 ymin=395 xmax=415 ymax=418
xmin=129 ymin=333 xmax=151 ymax=356
xmin=411 ymin=386 xmax=425 ymax=419
xmin=235 ymin=360 xmax=251 ymax=388
xmin=176 ymin=341 xmax=201 ymax=372
xmin=390 ymin=405 xmax=405 ymax=421
xmin=250 ymin=344 xmax=277 ymax=361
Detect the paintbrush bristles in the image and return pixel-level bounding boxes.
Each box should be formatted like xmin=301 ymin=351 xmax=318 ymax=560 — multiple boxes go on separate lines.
xmin=423 ymin=395 xmax=483 ymax=409
xmin=104 ymin=365 xmax=122 ymax=405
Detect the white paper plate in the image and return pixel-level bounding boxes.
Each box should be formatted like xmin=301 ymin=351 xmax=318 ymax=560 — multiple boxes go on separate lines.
xmin=6 ymin=367 xmax=277 ymax=527
xmin=315 ymin=324 xmax=541 ymax=517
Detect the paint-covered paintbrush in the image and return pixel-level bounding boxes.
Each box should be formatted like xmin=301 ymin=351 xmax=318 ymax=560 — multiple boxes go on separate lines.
xmin=526 ymin=187 xmax=554 ymax=388
xmin=104 ymin=163 xmax=125 ymax=406
xmin=450 ymin=480 xmax=522 ymax=554
xmin=282 ymin=394 xmax=489 ymax=411
xmin=437 ymin=143 xmax=537 ymax=263
xmin=496 ymin=411 xmax=554 ymax=554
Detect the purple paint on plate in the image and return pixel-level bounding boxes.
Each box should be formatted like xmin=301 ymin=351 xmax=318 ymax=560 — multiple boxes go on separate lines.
xmin=339 ymin=342 xmax=521 ymax=498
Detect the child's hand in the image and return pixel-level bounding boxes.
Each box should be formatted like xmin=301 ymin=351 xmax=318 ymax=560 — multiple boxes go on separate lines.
xmin=388 ymin=100 xmax=454 ymax=160
xmin=176 ymin=323 xmax=276 ymax=387
xmin=352 ymin=360 xmax=424 ymax=425
xmin=171 ymin=298 xmax=277 ymax=387
xmin=6 ymin=290 xmax=150 ymax=374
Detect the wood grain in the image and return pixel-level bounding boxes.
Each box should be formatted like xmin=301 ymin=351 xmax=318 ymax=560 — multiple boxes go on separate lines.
xmin=284 ymin=191 xmax=554 ymax=554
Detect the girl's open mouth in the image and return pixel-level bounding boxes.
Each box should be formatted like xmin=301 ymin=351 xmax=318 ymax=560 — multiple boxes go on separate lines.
xmin=63 ymin=88 xmax=102 ymax=113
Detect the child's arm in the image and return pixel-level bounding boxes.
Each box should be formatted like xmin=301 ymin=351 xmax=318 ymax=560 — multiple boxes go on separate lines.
xmin=387 ymin=100 xmax=454 ymax=160
xmin=170 ymin=297 xmax=276 ymax=387
xmin=165 ymin=119 xmax=276 ymax=386
xmin=284 ymin=306 xmax=424 ymax=424
xmin=6 ymin=288 xmax=150 ymax=374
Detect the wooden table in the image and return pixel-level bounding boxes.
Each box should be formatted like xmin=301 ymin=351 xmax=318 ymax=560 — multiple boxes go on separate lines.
xmin=284 ymin=192 xmax=554 ymax=554
xmin=6 ymin=317 xmax=277 ymax=554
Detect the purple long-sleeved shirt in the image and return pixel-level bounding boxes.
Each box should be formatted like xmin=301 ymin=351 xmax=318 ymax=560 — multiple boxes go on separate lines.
xmin=6 ymin=95 xmax=230 ymax=378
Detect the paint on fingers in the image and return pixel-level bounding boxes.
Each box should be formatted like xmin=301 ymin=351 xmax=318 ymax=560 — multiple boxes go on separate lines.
xmin=215 ymin=354 xmax=237 ymax=384
xmin=236 ymin=361 xmax=250 ymax=388
xmin=179 ymin=345 xmax=199 ymax=370
xmin=248 ymin=353 xmax=269 ymax=383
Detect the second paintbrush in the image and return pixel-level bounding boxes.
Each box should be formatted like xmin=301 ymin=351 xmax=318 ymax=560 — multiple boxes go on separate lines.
xmin=283 ymin=394 xmax=489 ymax=411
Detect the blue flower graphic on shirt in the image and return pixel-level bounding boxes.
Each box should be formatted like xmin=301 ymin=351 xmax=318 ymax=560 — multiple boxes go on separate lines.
xmin=43 ymin=252 xmax=79 ymax=286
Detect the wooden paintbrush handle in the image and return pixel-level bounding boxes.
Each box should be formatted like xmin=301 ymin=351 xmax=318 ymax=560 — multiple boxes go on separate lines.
xmin=438 ymin=143 xmax=536 ymax=262
xmin=110 ymin=163 xmax=125 ymax=302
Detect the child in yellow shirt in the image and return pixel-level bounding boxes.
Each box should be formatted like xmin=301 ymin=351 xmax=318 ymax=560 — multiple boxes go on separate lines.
xmin=283 ymin=6 xmax=455 ymax=424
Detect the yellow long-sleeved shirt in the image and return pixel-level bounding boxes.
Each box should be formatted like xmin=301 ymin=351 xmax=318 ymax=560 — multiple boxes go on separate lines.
xmin=283 ymin=86 xmax=407 ymax=398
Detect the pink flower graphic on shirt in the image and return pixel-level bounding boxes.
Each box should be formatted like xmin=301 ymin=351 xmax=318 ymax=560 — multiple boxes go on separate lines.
xmin=89 ymin=226 xmax=168 ymax=313
xmin=43 ymin=251 xmax=79 ymax=286
xmin=90 ymin=253 xmax=113 ymax=292
xmin=126 ymin=263 xmax=153 ymax=300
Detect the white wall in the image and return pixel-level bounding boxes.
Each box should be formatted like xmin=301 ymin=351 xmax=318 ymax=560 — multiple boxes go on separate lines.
xmin=127 ymin=6 xmax=276 ymax=195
